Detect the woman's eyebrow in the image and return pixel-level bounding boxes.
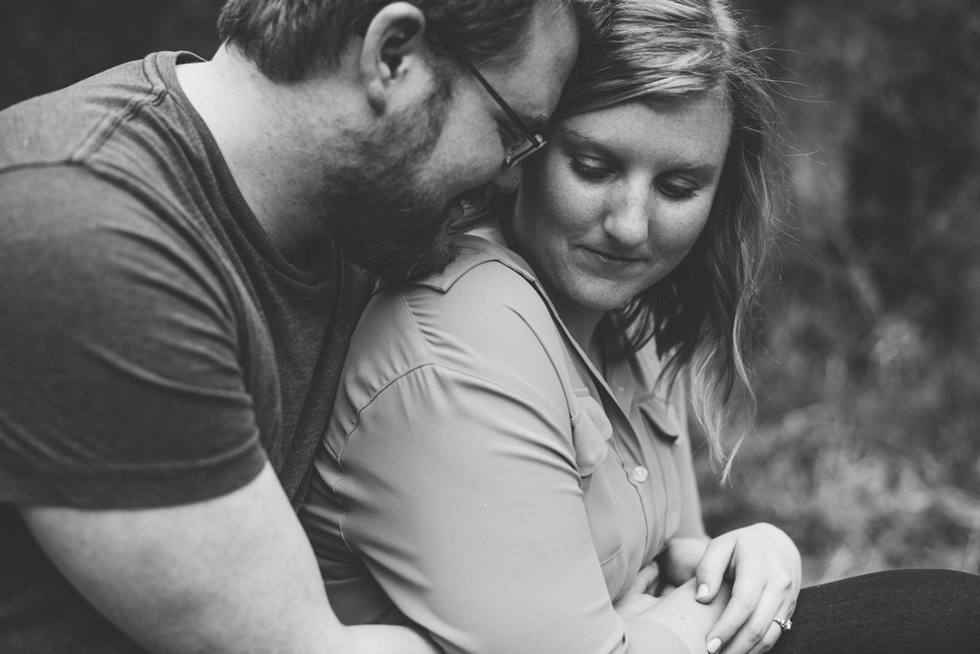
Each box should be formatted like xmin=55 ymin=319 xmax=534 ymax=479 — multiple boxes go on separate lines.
xmin=678 ymin=162 xmax=721 ymax=177
xmin=561 ymin=127 xmax=594 ymax=142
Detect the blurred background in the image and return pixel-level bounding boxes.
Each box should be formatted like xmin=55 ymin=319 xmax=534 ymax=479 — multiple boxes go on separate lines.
xmin=3 ymin=0 xmax=978 ymax=584
xmin=702 ymin=0 xmax=980 ymax=584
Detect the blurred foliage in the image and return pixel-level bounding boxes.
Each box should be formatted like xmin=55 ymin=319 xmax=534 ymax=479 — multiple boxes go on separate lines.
xmin=3 ymin=0 xmax=978 ymax=585
xmin=698 ymin=0 xmax=980 ymax=584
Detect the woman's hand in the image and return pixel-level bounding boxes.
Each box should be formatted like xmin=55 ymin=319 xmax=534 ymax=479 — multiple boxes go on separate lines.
xmin=657 ymin=537 xmax=709 ymax=589
xmin=695 ymin=523 xmax=801 ymax=654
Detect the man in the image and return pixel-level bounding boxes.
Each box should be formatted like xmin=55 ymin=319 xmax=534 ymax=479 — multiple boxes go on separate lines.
xmin=0 ymin=1 xmax=586 ymax=651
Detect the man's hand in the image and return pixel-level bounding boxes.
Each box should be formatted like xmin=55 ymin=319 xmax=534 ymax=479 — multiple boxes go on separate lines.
xmin=22 ymin=463 xmax=439 ymax=654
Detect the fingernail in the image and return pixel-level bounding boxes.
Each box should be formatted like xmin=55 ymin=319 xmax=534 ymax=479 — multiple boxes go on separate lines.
xmin=707 ymin=638 xmax=722 ymax=653
xmin=696 ymin=584 xmax=709 ymax=600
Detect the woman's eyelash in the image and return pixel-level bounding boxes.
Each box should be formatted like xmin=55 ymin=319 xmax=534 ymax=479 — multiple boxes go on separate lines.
xmin=659 ymin=181 xmax=700 ymax=199
xmin=568 ymin=153 xmax=704 ymax=199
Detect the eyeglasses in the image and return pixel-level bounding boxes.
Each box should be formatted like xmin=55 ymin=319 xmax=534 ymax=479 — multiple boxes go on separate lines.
xmin=444 ymin=45 xmax=547 ymax=168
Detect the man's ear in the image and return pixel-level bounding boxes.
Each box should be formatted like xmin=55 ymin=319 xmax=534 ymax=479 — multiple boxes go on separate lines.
xmin=360 ymin=2 xmax=430 ymax=114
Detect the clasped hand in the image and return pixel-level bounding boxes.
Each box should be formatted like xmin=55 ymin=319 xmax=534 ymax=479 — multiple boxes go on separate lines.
xmin=615 ymin=523 xmax=801 ymax=654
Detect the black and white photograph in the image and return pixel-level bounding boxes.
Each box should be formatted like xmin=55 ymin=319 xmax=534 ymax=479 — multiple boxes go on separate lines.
xmin=2 ymin=1 xmax=979 ymax=653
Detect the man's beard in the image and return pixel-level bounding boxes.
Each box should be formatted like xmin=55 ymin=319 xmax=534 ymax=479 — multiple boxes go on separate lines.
xmin=321 ymin=82 xmax=459 ymax=285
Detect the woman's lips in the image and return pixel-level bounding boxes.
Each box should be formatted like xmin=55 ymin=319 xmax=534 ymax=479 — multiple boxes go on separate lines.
xmin=581 ymin=246 xmax=645 ymax=264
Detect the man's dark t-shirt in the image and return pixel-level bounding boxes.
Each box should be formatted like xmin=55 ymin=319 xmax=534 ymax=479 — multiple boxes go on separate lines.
xmin=0 ymin=52 xmax=374 ymax=652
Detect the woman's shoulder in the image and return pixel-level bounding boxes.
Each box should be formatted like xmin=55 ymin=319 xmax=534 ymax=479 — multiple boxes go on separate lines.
xmin=402 ymin=233 xmax=543 ymax=308
xmin=368 ymin=234 xmax=556 ymax=345
xmin=341 ymin=234 xmax=567 ymax=391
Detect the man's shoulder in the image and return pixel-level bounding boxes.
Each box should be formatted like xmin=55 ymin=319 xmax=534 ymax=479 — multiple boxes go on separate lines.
xmin=0 ymin=52 xmax=197 ymax=182
xmin=0 ymin=50 xmax=235 ymax=301
xmin=0 ymin=54 xmax=169 ymax=170
xmin=0 ymin=164 xmax=211 ymax=275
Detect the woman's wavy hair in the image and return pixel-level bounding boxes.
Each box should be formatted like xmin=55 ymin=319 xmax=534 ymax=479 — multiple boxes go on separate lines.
xmin=573 ymin=0 xmax=778 ymax=472
xmin=460 ymin=0 xmax=778 ymax=472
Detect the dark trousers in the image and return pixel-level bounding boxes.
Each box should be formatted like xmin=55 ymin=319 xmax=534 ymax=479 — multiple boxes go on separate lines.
xmin=773 ymin=569 xmax=980 ymax=653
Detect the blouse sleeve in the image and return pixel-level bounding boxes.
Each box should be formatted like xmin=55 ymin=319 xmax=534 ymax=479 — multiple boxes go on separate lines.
xmin=313 ymin=262 xmax=693 ymax=654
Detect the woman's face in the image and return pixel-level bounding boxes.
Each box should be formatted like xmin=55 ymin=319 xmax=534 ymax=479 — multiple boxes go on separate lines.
xmin=512 ymin=89 xmax=732 ymax=315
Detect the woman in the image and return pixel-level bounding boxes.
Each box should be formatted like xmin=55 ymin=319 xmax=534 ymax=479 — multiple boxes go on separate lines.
xmin=301 ymin=1 xmax=980 ymax=653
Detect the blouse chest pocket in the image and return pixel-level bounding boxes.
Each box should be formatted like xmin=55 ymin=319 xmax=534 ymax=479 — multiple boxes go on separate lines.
xmin=636 ymin=395 xmax=681 ymax=444
xmin=571 ymin=390 xmax=627 ymax=587
xmin=636 ymin=396 xmax=684 ymax=546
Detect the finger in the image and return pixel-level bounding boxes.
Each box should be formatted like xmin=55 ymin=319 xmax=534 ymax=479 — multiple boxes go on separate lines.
xmin=716 ymin=585 xmax=784 ymax=654
xmin=725 ymin=562 xmax=796 ymax=653
xmin=695 ymin=535 xmax=736 ymax=604
xmin=744 ymin=620 xmax=783 ymax=654
xmin=784 ymin=596 xmax=797 ymax=623
xmin=704 ymin=568 xmax=766 ymax=654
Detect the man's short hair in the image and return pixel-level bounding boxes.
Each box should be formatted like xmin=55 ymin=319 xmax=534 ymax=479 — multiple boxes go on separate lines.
xmin=218 ymin=0 xmax=586 ymax=82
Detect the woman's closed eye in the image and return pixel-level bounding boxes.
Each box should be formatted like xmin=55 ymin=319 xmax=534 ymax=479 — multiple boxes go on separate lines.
xmin=657 ymin=175 xmax=702 ymax=200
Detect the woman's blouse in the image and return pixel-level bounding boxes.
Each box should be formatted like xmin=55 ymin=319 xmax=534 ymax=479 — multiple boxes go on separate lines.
xmin=301 ymin=234 xmax=707 ymax=654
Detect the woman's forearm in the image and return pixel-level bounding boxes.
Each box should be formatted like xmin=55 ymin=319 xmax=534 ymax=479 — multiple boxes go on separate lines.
xmin=625 ymin=579 xmax=731 ymax=654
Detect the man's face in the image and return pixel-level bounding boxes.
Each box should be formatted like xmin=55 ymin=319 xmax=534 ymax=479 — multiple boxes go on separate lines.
xmin=321 ymin=81 xmax=456 ymax=285
xmin=421 ymin=1 xmax=581 ymax=207
xmin=325 ymin=1 xmax=580 ymax=284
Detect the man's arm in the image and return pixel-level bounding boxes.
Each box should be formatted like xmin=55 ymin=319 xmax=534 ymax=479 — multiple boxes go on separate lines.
xmin=22 ymin=463 xmax=438 ymax=654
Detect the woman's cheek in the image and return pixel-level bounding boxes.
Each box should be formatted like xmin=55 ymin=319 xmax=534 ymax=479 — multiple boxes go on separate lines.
xmin=674 ymin=203 xmax=713 ymax=247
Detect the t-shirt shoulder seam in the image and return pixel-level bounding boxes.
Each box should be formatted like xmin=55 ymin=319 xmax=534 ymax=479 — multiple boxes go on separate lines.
xmin=0 ymin=160 xmax=150 ymax=211
xmin=72 ymin=70 xmax=169 ymax=165
xmin=0 ymin=160 xmax=98 ymax=178
xmin=0 ymin=77 xmax=168 ymax=176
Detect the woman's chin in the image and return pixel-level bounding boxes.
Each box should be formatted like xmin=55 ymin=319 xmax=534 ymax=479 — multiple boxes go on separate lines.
xmin=562 ymin=285 xmax=635 ymax=314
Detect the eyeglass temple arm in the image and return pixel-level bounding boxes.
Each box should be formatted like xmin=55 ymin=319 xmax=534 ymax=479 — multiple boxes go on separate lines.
xmin=441 ymin=42 xmax=544 ymax=147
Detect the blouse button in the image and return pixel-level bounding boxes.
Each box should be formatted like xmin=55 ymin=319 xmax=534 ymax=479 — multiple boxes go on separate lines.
xmin=631 ymin=466 xmax=649 ymax=483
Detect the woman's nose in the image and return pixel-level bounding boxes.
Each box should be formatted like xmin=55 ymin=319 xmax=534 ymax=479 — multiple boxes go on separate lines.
xmin=603 ymin=187 xmax=650 ymax=248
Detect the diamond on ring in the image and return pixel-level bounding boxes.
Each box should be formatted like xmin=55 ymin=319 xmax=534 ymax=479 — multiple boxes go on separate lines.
xmin=774 ymin=617 xmax=793 ymax=631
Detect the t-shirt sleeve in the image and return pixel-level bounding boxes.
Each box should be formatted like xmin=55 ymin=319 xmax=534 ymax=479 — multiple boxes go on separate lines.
xmin=310 ymin=264 xmax=691 ymax=654
xmin=0 ymin=166 xmax=266 ymax=508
